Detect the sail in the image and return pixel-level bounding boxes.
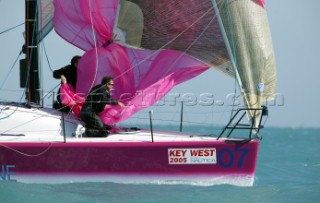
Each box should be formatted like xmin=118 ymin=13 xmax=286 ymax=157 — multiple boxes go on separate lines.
xmin=54 ymin=0 xmax=208 ymax=124
xmin=38 ymin=0 xmax=54 ymax=41
xmin=22 ymin=1 xmax=54 ymax=43
xmin=113 ymin=0 xmax=276 ymax=122
xmin=53 ymin=0 xmax=276 ymax=124
xmin=114 ymin=0 xmax=233 ymax=76
xmin=217 ymin=0 xmax=276 ymax=123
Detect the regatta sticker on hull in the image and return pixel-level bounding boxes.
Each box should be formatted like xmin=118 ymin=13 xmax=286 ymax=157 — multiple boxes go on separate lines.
xmin=168 ymin=148 xmax=216 ymax=164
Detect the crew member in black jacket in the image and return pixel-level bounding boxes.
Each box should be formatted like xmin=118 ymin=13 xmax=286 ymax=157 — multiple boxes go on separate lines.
xmin=80 ymin=76 xmax=125 ymax=137
xmin=53 ymin=55 xmax=81 ymax=110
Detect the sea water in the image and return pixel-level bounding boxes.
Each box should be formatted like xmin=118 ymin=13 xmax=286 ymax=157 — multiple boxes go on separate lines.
xmin=0 ymin=126 xmax=319 ymax=203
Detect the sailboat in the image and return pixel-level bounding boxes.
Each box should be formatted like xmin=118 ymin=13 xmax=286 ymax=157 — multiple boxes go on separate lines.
xmin=0 ymin=0 xmax=276 ymax=186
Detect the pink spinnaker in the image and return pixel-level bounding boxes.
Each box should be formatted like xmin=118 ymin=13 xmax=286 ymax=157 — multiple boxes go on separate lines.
xmin=55 ymin=0 xmax=208 ymax=124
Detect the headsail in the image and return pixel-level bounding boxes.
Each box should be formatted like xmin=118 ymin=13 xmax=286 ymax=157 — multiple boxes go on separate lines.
xmin=217 ymin=0 xmax=276 ymax=124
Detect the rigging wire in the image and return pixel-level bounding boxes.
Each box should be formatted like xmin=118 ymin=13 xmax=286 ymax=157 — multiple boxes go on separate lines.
xmin=41 ymin=40 xmax=54 ymax=72
xmin=127 ymin=114 xmax=225 ymax=130
xmin=0 ymin=142 xmax=55 ymax=157
xmin=222 ymin=1 xmax=239 ymax=120
xmin=61 ymin=3 xmax=226 ymax=131
xmin=1 ymin=2 xmax=244 ymax=153
xmin=212 ymin=0 xmax=255 ymax=124
xmin=0 ymin=22 xmax=24 ymax=35
xmin=38 ymin=38 xmax=61 ymax=104
xmin=76 ymin=1 xmax=234 ymax=129
xmin=112 ymin=2 xmax=230 ymax=127
xmin=0 ymin=110 xmax=65 ymax=157
xmin=0 ymin=102 xmax=75 ymax=157
xmin=0 ymin=50 xmax=23 ymax=90
xmin=0 ymin=2 xmax=67 ymax=157
xmin=113 ymin=6 xmax=216 ymax=82
xmin=88 ymin=0 xmax=100 ymax=92
xmin=89 ymin=2 xmax=220 ymax=103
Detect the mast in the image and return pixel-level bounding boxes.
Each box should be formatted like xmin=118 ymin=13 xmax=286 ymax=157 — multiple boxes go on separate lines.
xmin=25 ymin=0 xmax=40 ymax=105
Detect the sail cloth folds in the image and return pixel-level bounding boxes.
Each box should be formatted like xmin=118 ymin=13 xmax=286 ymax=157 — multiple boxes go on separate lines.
xmin=77 ymin=44 xmax=207 ymax=124
xmin=115 ymin=0 xmax=233 ymax=77
xmin=54 ymin=0 xmax=276 ymax=124
xmin=54 ymin=0 xmax=117 ymax=51
xmin=54 ymin=0 xmax=208 ymax=124
xmin=113 ymin=0 xmax=276 ymax=121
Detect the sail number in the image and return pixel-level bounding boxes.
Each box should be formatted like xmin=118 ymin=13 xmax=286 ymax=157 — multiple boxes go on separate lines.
xmin=168 ymin=148 xmax=249 ymax=168
xmin=217 ymin=148 xmax=249 ymax=168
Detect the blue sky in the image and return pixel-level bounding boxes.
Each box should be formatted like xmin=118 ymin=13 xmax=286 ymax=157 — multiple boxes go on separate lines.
xmin=0 ymin=0 xmax=319 ymax=128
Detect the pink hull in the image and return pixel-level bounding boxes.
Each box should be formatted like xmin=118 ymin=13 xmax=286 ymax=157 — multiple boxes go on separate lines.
xmin=0 ymin=140 xmax=259 ymax=185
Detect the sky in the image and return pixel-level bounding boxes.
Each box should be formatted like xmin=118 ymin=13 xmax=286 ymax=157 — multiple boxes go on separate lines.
xmin=0 ymin=0 xmax=320 ymax=128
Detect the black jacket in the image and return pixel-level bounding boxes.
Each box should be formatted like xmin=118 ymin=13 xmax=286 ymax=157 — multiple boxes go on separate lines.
xmin=81 ymin=84 xmax=118 ymax=113
xmin=53 ymin=65 xmax=77 ymax=90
